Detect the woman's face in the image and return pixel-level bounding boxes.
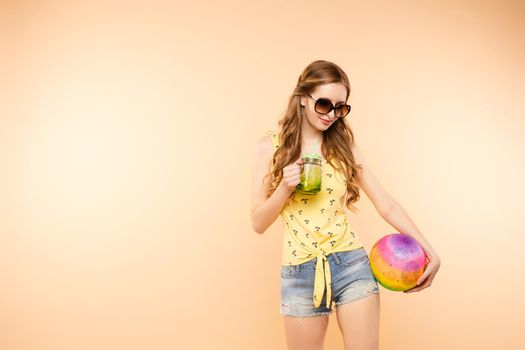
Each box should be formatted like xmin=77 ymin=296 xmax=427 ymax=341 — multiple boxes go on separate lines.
xmin=301 ymin=82 xmax=347 ymax=130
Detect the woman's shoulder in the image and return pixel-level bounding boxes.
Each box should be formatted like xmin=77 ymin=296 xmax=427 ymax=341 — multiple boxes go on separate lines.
xmin=254 ymin=131 xmax=276 ymax=156
xmin=262 ymin=130 xmax=279 ymax=150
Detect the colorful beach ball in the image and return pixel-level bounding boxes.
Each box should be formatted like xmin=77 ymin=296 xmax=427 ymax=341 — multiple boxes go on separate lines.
xmin=369 ymin=233 xmax=429 ymax=291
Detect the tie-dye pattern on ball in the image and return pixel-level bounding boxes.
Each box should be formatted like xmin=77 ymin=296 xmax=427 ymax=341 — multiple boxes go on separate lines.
xmin=369 ymin=233 xmax=428 ymax=291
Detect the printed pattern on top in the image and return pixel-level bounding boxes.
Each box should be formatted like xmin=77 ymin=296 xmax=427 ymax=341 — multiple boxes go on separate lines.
xmin=266 ymin=131 xmax=364 ymax=266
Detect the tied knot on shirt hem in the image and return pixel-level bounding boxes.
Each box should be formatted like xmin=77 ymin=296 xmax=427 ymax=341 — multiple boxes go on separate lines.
xmin=313 ymin=251 xmax=332 ymax=309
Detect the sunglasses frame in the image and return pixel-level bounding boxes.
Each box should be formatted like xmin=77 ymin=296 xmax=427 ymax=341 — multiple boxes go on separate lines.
xmin=306 ymin=93 xmax=351 ymax=119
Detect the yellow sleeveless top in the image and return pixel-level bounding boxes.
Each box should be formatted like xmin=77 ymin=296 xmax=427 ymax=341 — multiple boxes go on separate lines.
xmin=267 ymin=130 xmax=364 ymax=309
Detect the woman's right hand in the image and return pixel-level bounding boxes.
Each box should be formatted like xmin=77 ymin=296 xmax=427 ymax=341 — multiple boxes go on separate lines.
xmin=280 ymin=157 xmax=304 ymax=193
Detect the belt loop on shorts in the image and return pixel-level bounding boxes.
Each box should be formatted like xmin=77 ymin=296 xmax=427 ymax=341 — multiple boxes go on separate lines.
xmin=333 ymin=252 xmax=341 ymax=265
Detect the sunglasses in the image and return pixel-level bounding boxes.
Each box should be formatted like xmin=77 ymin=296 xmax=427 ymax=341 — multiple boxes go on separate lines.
xmin=306 ymin=93 xmax=351 ymax=119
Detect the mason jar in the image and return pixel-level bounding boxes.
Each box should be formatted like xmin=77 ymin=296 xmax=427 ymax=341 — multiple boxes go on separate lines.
xmin=295 ymin=155 xmax=322 ymax=195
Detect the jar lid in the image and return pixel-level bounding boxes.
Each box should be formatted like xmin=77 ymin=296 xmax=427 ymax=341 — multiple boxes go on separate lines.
xmin=302 ymin=152 xmax=322 ymax=160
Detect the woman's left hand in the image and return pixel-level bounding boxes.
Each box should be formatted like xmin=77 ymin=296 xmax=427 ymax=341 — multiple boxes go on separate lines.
xmin=403 ymin=253 xmax=441 ymax=293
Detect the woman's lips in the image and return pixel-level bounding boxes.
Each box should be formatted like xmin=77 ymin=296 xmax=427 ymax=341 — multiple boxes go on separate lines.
xmin=320 ymin=117 xmax=331 ymax=125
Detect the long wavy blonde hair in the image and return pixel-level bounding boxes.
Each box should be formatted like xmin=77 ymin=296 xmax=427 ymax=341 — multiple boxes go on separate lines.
xmin=264 ymin=59 xmax=363 ymax=213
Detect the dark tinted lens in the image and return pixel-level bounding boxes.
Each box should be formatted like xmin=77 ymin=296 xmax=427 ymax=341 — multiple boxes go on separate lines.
xmin=315 ymin=99 xmax=333 ymax=114
xmin=336 ymin=105 xmax=350 ymax=118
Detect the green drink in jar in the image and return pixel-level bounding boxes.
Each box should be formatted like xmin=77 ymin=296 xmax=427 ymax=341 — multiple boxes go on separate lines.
xmin=295 ymin=138 xmax=322 ymax=195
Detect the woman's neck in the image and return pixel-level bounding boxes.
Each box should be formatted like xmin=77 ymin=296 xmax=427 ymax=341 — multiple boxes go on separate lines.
xmin=301 ymin=125 xmax=324 ymax=156
xmin=302 ymin=133 xmax=323 ymax=149
xmin=302 ymin=129 xmax=323 ymax=143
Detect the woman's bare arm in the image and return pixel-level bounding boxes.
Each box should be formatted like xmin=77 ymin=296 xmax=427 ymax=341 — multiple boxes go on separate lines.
xmin=250 ymin=135 xmax=294 ymax=234
xmin=351 ymin=142 xmax=439 ymax=260
xmin=351 ymin=142 xmax=397 ymax=217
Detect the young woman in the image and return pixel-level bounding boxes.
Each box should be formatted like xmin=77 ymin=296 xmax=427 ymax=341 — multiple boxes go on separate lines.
xmin=251 ymin=60 xmax=441 ymax=350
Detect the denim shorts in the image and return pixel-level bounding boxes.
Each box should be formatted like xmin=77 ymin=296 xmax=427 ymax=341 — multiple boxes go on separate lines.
xmin=280 ymin=247 xmax=380 ymax=317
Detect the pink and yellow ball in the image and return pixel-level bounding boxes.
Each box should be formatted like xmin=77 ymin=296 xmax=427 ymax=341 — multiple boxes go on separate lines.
xmin=369 ymin=233 xmax=428 ymax=291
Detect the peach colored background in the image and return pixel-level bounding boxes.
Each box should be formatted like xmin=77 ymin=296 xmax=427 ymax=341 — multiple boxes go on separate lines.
xmin=1 ymin=1 xmax=524 ymax=349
